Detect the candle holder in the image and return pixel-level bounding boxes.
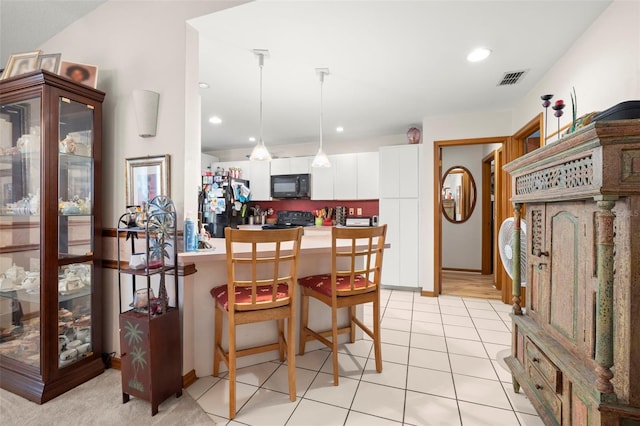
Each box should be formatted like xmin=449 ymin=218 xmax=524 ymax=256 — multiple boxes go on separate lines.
xmin=541 ymin=94 xmax=553 ymax=141
xmin=552 ymin=99 xmax=566 ymax=141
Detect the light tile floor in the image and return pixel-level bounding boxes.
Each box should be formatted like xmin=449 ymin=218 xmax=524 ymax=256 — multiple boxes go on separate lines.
xmin=186 ymin=290 xmax=544 ymax=425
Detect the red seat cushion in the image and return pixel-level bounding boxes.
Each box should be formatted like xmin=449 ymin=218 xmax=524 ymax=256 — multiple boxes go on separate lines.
xmin=210 ymin=283 xmax=289 ymax=311
xmin=298 ymin=274 xmax=371 ymax=297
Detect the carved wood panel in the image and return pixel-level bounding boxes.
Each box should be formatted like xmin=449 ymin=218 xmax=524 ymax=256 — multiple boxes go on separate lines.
xmin=549 ymin=209 xmax=579 ymax=342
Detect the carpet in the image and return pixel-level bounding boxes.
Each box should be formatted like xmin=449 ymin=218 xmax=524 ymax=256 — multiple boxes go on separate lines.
xmin=0 ymin=368 xmax=214 ymax=425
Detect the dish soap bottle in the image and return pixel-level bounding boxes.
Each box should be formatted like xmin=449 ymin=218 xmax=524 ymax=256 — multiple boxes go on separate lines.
xmin=184 ymin=212 xmax=198 ymax=252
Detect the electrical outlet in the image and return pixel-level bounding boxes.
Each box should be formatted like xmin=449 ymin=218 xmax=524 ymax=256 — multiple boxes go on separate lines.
xmin=349 ymin=207 xmax=355 ymax=215
xmin=357 ymin=208 xmax=362 ymax=216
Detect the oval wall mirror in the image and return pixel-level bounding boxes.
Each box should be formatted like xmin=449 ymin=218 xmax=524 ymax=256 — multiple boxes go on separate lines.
xmin=441 ymin=165 xmax=477 ymax=223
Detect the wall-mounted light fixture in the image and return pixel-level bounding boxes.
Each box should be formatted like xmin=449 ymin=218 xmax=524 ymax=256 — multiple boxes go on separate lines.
xmin=132 ymin=89 xmax=160 ymax=138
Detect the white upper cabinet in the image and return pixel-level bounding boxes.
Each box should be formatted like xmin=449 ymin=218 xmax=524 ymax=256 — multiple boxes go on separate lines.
xmin=289 ymin=157 xmax=311 ymax=174
xmin=246 ymin=161 xmax=271 ymax=201
xmin=379 ymin=145 xmax=419 ymax=198
xmin=356 ymin=151 xmax=379 ymax=199
xmin=270 ymin=158 xmax=290 ymax=175
xmin=270 ymin=157 xmax=310 ymax=175
xmin=333 ymin=154 xmax=358 ymax=200
xmin=310 ymin=163 xmax=334 ymax=200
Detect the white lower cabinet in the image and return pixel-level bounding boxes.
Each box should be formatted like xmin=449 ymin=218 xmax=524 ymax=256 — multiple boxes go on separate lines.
xmin=379 ymin=198 xmax=419 ymax=288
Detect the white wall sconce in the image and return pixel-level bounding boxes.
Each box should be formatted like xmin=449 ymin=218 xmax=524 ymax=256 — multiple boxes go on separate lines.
xmin=132 ymin=89 xmax=160 ymax=138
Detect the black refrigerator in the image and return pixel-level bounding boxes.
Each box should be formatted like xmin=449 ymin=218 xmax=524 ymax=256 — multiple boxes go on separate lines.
xmin=199 ymin=175 xmax=250 ymax=238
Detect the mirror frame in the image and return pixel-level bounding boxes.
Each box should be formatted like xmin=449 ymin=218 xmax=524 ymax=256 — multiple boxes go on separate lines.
xmin=441 ymin=165 xmax=477 ymax=224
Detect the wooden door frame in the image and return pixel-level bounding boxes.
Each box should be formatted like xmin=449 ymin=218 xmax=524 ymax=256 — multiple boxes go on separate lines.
xmin=432 ymin=136 xmax=508 ymax=297
xmin=499 ymin=113 xmax=543 ymax=304
xmin=481 ymin=150 xmax=496 ymax=277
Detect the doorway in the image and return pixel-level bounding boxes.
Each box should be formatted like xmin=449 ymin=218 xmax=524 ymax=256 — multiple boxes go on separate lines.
xmin=433 ymin=136 xmax=508 ymax=299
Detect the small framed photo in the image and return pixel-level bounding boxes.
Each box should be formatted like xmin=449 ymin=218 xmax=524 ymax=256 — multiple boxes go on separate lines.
xmin=125 ymin=155 xmax=171 ymax=206
xmin=59 ymin=60 xmax=99 ymax=88
xmin=0 ymin=51 xmax=41 ymax=80
xmin=36 ymin=53 xmax=62 ymax=74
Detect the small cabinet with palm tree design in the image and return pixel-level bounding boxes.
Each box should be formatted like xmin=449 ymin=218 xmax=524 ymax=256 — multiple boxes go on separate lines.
xmin=116 ymin=196 xmax=181 ymax=416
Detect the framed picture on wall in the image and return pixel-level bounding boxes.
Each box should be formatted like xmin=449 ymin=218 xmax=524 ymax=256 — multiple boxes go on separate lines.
xmin=125 ymin=155 xmax=171 ymax=207
xmin=59 ymin=60 xmax=99 ymax=88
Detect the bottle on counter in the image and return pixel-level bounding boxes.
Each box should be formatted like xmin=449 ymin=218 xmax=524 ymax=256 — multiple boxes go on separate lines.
xmin=184 ymin=212 xmax=198 ymax=252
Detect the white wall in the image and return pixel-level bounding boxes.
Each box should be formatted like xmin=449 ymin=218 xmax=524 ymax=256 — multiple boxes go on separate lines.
xmin=421 ymin=110 xmax=512 ymax=293
xmin=441 ymin=145 xmax=484 ymax=270
xmin=37 ymin=0 xmax=247 ymax=355
xmin=511 ymin=0 xmax=640 ymax=135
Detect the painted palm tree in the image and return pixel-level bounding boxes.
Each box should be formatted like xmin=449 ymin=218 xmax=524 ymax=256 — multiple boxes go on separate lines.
xmin=124 ymin=321 xmax=144 ymax=346
xmin=146 ymin=196 xmax=176 ymax=314
xmin=128 ymin=346 xmax=148 ymax=392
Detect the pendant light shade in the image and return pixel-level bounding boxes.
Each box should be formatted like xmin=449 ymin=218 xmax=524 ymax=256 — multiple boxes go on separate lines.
xmin=312 ymin=68 xmax=331 ymax=168
xmin=250 ymin=49 xmax=272 ymax=161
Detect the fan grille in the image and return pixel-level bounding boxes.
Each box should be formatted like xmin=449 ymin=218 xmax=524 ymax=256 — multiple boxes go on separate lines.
xmin=498 ymin=218 xmax=528 ymax=287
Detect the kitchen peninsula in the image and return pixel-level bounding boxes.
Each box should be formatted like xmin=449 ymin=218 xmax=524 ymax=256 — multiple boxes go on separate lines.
xmin=177 ymin=229 xmax=380 ymax=379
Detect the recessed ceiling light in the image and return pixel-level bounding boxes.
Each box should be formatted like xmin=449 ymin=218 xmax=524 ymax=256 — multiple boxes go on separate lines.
xmin=249 ymin=137 xmax=256 ymax=142
xmin=209 ymin=116 xmax=222 ymax=124
xmin=467 ymin=47 xmax=492 ymax=62
xmin=199 ymin=82 xmax=210 ymax=89
xmin=336 ymin=126 xmax=344 ymax=133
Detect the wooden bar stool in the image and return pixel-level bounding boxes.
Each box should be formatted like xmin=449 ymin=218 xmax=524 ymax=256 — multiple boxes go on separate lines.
xmin=210 ymin=227 xmax=303 ymax=419
xmin=298 ymin=224 xmax=387 ymax=385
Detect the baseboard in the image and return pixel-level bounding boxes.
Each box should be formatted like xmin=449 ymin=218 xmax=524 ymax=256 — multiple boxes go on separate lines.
xmin=109 ymin=356 xmax=196 ymax=390
xmin=442 ymin=267 xmax=482 ymax=273
xmin=183 ymin=369 xmax=197 ymax=389
xmin=111 ymin=356 xmax=121 ymax=370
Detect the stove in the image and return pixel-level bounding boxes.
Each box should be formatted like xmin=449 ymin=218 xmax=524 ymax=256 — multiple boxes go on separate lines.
xmin=262 ymin=210 xmax=315 ymax=229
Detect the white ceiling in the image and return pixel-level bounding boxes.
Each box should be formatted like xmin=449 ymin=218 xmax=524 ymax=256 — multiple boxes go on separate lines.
xmin=1 ymin=0 xmax=612 ymax=156
xmin=191 ymin=0 xmax=611 ymax=153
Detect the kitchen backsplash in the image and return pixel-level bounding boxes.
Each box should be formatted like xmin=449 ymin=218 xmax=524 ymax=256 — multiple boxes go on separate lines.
xmin=248 ymin=199 xmax=379 ymax=220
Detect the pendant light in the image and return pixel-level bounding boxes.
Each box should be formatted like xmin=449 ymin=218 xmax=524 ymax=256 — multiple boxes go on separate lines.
xmin=249 ymin=49 xmax=272 ymax=161
xmin=312 ymin=68 xmax=331 ymax=168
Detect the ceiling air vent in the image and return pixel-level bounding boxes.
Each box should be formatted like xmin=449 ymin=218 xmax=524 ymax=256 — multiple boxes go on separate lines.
xmin=497 ymin=70 xmax=528 ymax=86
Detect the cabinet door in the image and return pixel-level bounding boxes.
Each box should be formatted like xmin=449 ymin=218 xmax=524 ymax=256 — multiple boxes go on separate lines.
xmin=0 ymin=96 xmax=42 ymax=371
xmin=527 ymin=204 xmax=547 ymax=322
xmin=357 ymin=152 xmax=379 ymax=199
xmin=398 ymin=145 xmax=419 ymax=198
xmin=379 ymin=147 xmax=400 ymax=198
xmin=399 ymin=198 xmax=419 ymax=287
xmin=379 ymin=199 xmax=399 ymax=286
xmin=311 ymin=163 xmax=334 ymax=200
xmin=289 ymin=157 xmax=310 ymax=174
xmin=333 ymin=154 xmax=357 ymax=200
xmin=246 ymin=161 xmax=271 ymax=201
xmin=270 ymin=158 xmax=290 ymax=175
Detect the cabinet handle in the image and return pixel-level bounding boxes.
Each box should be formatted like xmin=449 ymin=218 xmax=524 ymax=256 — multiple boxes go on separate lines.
xmin=532 ymin=357 xmax=540 ymax=363
xmin=533 ymin=248 xmax=549 ymax=257
xmin=535 ymin=384 xmax=543 ymax=390
xmin=537 ymin=263 xmax=547 ymax=270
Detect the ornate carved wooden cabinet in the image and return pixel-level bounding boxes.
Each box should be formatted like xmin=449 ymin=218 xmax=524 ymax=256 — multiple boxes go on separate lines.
xmin=503 ymin=119 xmax=640 ymax=425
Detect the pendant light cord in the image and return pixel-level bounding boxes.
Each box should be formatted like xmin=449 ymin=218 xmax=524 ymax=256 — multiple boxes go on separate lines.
xmin=259 ymin=53 xmax=264 ymax=145
xmin=319 ymin=72 xmax=324 ymax=151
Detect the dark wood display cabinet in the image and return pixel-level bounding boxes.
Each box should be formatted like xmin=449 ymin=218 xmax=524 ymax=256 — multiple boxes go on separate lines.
xmin=503 ymin=119 xmax=640 ymax=425
xmin=0 ymin=70 xmax=105 ymax=403
xmin=116 ymin=197 xmax=182 ymax=415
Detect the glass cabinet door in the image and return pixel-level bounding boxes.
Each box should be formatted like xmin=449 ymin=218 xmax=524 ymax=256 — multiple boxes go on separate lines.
xmin=0 ymin=96 xmax=42 ymax=370
xmin=57 ymin=97 xmax=95 ymax=368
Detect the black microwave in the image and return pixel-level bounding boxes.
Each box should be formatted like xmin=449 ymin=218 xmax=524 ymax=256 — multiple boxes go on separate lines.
xmin=271 ymin=174 xmax=311 ymax=199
